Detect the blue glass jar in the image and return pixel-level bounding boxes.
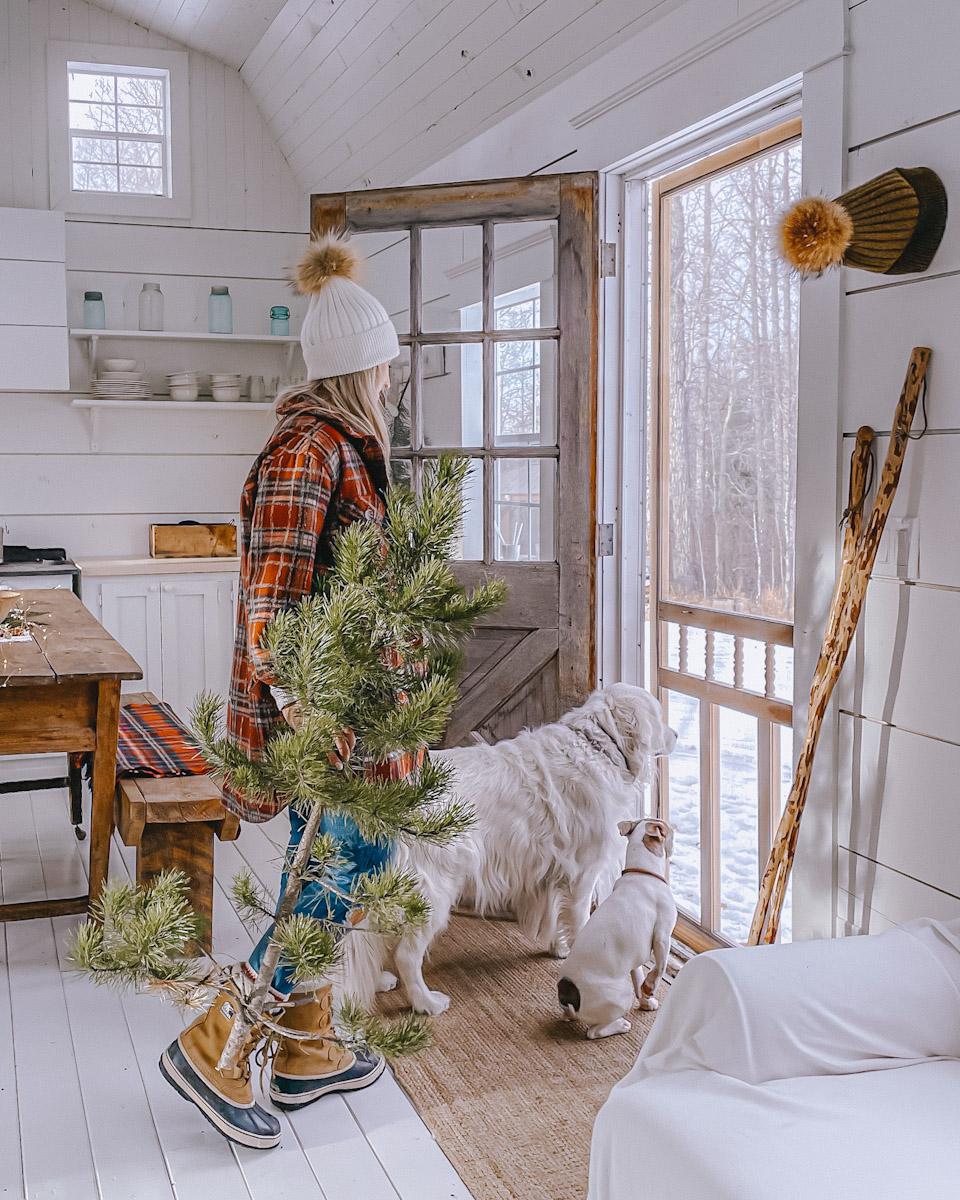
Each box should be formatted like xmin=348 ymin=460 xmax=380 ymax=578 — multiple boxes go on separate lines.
xmin=83 ymin=290 xmax=106 ymax=329
xmin=208 ymin=286 xmax=233 ymax=335
xmin=270 ymin=305 xmax=290 ymax=336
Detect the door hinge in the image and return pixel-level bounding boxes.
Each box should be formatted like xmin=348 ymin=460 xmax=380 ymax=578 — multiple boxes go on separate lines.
xmin=600 ymin=242 xmax=617 ymax=278
xmin=597 ymin=523 xmax=615 ymax=556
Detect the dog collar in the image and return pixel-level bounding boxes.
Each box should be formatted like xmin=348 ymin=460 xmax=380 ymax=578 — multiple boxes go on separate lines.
xmin=621 ymin=867 xmax=669 ymax=885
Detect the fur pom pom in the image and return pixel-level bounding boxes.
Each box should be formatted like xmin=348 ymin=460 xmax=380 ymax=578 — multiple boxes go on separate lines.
xmin=293 ymin=234 xmax=361 ymax=294
xmin=778 ymin=196 xmax=854 ymax=275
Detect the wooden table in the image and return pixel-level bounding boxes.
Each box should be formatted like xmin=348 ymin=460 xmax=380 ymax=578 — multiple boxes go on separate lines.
xmin=0 ymin=589 xmax=142 ymax=921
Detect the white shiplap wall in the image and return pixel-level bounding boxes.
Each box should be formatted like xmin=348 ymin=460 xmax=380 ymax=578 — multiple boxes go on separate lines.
xmin=835 ymin=0 xmax=960 ymax=933
xmin=0 ymin=0 xmax=310 ymax=561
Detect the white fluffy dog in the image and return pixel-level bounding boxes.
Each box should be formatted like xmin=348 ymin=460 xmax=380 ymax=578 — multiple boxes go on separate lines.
xmin=558 ymin=817 xmax=677 ymax=1038
xmin=349 ymin=683 xmax=676 ymax=1015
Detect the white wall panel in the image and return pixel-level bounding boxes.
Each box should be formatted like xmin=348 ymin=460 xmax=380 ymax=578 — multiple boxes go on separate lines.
xmin=841 ymin=274 xmax=960 ymax=432
xmin=847 ymin=0 xmax=960 ymax=149
xmin=1 ymin=453 xmax=251 ymax=515
xmin=837 ymin=848 xmax=960 ymax=936
xmin=838 ymin=714 xmax=960 ymax=899
xmin=839 ymin=581 xmax=960 ymax=747
xmin=1 ymin=513 xmax=240 ymax=559
xmin=0 ymin=395 xmax=274 ymax=454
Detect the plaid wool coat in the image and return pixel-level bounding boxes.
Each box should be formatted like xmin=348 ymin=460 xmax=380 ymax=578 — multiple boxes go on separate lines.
xmin=224 ymin=392 xmax=388 ymax=821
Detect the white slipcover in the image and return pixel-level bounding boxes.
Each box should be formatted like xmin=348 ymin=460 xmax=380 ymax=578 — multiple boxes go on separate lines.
xmin=588 ymin=919 xmax=960 ymax=1200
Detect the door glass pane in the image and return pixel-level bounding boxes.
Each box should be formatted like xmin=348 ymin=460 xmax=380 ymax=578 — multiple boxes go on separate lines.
xmin=386 ymin=345 xmax=411 ymax=449
xmin=351 ymin=230 xmax=411 ymax=335
xmin=661 ymin=140 xmax=801 ymax=620
xmin=494 ymin=458 xmax=555 ymax=561
xmin=664 ymin=689 xmax=700 ymax=923
xmin=450 ymin=458 xmax=483 ymax=561
xmin=421 ymin=225 xmax=483 ymax=332
xmin=422 ymin=343 xmax=482 ymax=448
xmin=494 ymin=221 xmax=557 ymax=328
xmin=494 ymin=336 xmax=557 ymax=447
xmin=718 ymin=707 xmax=758 ymax=944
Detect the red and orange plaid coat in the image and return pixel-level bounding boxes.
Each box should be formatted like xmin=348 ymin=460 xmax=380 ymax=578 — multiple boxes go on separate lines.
xmin=224 ymin=392 xmax=389 ymax=821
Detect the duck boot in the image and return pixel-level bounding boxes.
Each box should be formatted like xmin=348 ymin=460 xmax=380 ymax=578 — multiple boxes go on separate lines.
xmin=159 ymin=990 xmax=281 ymax=1149
xmin=269 ymin=985 xmax=385 ymax=1110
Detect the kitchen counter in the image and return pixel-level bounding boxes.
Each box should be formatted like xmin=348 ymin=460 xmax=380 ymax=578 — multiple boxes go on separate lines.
xmin=76 ymin=556 xmax=240 ymax=577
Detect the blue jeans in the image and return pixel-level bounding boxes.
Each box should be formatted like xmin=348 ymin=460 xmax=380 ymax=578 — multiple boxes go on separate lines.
xmin=247 ymin=807 xmax=394 ymax=996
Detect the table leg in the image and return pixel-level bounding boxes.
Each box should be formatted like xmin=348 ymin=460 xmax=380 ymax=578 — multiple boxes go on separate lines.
xmin=88 ymin=679 xmax=121 ymax=909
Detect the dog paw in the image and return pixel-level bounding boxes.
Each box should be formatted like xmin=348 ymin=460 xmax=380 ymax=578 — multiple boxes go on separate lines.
xmin=413 ymin=990 xmax=451 ymax=1016
xmin=550 ymin=940 xmax=571 ymax=959
xmin=639 ymin=994 xmax=659 ymax=1011
xmin=377 ymin=971 xmax=399 ymax=993
xmin=587 ymin=1018 xmax=631 ymax=1039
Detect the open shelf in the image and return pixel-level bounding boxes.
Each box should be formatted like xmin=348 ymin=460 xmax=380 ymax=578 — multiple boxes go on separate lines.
xmin=71 ymin=397 xmax=275 ymax=412
xmin=70 ymin=395 xmax=276 ymax=451
xmin=70 ymin=328 xmax=299 ymax=344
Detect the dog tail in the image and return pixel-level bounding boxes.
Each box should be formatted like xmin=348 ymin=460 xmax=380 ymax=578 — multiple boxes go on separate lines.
xmin=557 ymin=976 xmax=581 ymax=1014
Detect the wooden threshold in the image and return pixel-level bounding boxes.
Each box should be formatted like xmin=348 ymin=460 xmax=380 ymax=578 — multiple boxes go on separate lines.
xmin=674 ymin=912 xmax=733 ymax=954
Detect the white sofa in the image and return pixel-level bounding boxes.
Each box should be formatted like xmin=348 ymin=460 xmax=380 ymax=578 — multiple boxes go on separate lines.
xmin=588 ymin=919 xmax=960 ymax=1199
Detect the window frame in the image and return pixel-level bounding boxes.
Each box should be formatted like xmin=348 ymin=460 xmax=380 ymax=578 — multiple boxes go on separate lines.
xmin=648 ymin=117 xmax=802 ymax=948
xmin=47 ymin=42 xmax=191 ymax=219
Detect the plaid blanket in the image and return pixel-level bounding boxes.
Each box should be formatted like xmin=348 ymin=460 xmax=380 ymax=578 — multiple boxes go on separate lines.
xmin=116 ymin=702 xmax=209 ymax=778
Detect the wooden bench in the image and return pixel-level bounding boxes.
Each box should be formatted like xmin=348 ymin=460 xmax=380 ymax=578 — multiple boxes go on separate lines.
xmin=114 ymin=692 xmax=239 ymax=951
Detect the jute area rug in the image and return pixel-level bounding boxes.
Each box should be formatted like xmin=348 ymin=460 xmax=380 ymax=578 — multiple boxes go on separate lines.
xmin=378 ymin=915 xmax=666 ymax=1200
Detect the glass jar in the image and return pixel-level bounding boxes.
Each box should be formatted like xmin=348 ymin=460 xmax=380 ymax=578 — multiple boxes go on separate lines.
xmin=208 ymin=286 xmax=233 ymax=335
xmin=83 ymin=291 xmax=106 ymax=329
xmin=138 ymin=282 xmax=164 ymax=331
xmin=269 ymin=305 xmax=290 ymax=336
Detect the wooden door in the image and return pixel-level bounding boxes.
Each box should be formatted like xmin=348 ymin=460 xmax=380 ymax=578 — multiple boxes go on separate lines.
xmin=311 ymin=175 xmax=599 ymax=742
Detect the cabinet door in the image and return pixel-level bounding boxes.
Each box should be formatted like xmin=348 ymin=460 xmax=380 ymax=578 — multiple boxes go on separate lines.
xmin=159 ymin=577 xmax=235 ymax=720
xmin=96 ymin=577 xmax=162 ymax=696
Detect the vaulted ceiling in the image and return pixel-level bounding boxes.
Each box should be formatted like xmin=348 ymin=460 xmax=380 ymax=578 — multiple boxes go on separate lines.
xmin=88 ymin=0 xmax=686 ymax=192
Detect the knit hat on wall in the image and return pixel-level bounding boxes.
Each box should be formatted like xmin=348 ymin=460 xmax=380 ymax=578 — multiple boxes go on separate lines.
xmin=293 ymin=235 xmax=399 ymax=379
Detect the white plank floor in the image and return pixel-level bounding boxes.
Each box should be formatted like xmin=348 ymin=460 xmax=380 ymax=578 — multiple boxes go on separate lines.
xmin=0 ymin=786 xmax=474 ymax=1200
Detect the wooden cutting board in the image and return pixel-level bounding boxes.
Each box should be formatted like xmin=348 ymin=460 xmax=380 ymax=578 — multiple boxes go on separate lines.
xmin=149 ymin=523 xmax=238 ymax=558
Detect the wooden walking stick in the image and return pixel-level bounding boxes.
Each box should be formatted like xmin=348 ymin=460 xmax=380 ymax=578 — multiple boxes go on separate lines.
xmin=748 ymin=347 xmax=931 ymax=946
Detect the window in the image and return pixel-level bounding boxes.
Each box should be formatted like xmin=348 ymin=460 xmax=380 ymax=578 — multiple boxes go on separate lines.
xmin=375 ymin=220 xmax=559 ymax=563
xmin=68 ymin=65 xmax=169 ymax=197
xmin=47 ymin=42 xmax=190 ymax=218
xmin=646 ymin=119 xmax=801 ymax=946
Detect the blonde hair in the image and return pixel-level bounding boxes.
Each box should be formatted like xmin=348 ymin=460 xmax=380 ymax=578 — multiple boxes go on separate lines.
xmin=278 ymin=366 xmax=390 ymax=461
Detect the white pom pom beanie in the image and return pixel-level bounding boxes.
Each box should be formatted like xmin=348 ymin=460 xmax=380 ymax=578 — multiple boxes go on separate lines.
xmin=293 ymin=234 xmax=399 ymax=380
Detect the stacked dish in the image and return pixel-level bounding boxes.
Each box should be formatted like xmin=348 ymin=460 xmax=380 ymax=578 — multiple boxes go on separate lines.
xmin=167 ymin=371 xmax=200 ymax=402
xmin=209 ymin=372 xmax=242 ymax=402
xmin=91 ymin=357 xmax=151 ymax=399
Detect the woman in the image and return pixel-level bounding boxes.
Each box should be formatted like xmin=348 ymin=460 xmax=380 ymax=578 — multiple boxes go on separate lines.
xmin=159 ymin=236 xmax=400 ymax=1150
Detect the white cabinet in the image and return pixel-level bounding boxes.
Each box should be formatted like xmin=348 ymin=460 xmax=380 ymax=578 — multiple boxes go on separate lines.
xmin=158 ymin=577 xmax=236 ymax=719
xmin=97 ymin=576 xmax=163 ymax=698
xmin=87 ymin=571 xmax=237 ymax=719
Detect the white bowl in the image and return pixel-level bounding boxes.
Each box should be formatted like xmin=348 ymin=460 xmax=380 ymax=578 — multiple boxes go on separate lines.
xmin=169 ymin=385 xmax=199 ymax=402
xmin=103 ymin=358 xmax=138 ymax=371
xmin=211 ymin=385 xmax=242 ymax=402
xmin=100 ymin=370 xmax=142 ymax=380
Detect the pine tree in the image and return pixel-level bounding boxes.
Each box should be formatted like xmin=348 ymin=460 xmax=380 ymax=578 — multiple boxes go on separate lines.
xmin=71 ymin=455 xmax=505 ymax=1069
